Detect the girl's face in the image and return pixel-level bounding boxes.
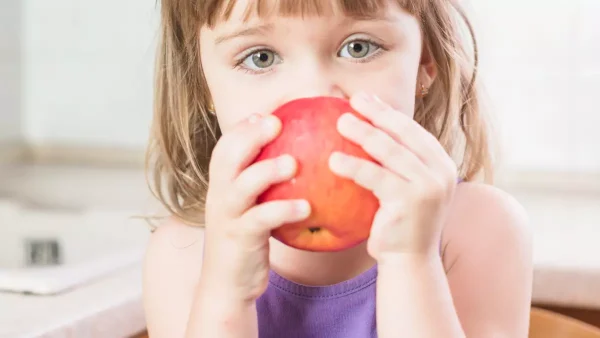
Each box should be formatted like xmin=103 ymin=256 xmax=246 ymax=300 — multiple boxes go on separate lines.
xmin=199 ymin=0 xmax=436 ymax=132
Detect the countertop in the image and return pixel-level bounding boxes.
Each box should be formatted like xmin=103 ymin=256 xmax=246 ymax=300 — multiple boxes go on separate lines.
xmin=0 ymin=267 xmax=145 ymax=338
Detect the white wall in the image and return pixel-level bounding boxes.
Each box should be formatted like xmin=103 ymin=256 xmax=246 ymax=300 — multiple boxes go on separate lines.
xmin=22 ymin=0 xmax=159 ymax=149
xmin=0 ymin=0 xmax=22 ymax=143
xmin=17 ymin=0 xmax=600 ymax=172
xmin=471 ymin=0 xmax=600 ymax=172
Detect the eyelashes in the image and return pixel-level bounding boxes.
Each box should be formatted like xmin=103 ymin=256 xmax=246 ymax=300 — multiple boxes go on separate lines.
xmin=233 ymin=37 xmax=388 ymax=75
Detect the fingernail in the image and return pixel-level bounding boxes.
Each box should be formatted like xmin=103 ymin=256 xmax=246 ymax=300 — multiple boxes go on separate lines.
xmin=248 ymin=113 xmax=261 ymax=124
xmin=354 ymin=91 xmax=373 ymax=103
xmin=330 ymin=151 xmax=345 ymax=161
xmin=329 ymin=151 xmax=345 ymax=168
xmin=337 ymin=113 xmax=354 ymax=133
xmin=277 ymin=155 xmax=296 ymax=175
xmin=339 ymin=112 xmax=357 ymax=124
xmin=294 ymin=200 xmax=311 ymax=217
xmin=262 ymin=115 xmax=280 ymax=134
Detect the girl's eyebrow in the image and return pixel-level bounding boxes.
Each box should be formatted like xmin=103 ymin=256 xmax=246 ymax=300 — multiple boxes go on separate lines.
xmin=215 ymin=23 xmax=275 ymax=45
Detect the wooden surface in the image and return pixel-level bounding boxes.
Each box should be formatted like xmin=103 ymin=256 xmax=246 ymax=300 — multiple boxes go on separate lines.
xmin=530 ymin=307 xmax=600 ymax=338
xmin=536 ymin=304 xmax=600 ymax=329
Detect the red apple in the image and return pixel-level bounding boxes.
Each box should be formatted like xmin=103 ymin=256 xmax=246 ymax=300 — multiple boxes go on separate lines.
xmin=253 ymin=96 xmax=380 ymax=252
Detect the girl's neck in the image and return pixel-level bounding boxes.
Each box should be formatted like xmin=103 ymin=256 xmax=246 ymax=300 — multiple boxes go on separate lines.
xmin=268 ymin=238 xmax=376 ymax=286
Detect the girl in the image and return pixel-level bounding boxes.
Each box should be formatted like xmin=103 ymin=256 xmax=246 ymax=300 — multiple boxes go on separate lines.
xmin=143 ymin=0 xmax=533 ymax=337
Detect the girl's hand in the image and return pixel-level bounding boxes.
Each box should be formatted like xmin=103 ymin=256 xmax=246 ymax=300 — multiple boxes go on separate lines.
xmin=203 ymin=114 xmax=311 ymax=303
xmin=329 ymin=92 xmax=458 ymax=261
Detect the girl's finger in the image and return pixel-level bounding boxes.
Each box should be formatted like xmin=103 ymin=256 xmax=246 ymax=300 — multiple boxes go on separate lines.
xmin=209 ymin=114 xmax=282 ymax=190
xmin=328 ymin=151 xmax=407 ymax=200
xmin=337 ymin=112 xmax=426 ymax=181
xmin=227 ymin=155 xmax=297 ymax=216
xmin=241 ymin=199 xmax=312 ymax=235
xmin=349 ymin=92 xmax=446 ymax=167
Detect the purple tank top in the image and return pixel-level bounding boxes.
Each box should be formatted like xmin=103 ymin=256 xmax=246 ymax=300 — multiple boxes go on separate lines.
xmin=256 ymin=264 xmax=378 ymax=338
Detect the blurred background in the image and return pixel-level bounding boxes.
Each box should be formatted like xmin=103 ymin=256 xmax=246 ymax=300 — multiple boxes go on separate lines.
xmin=0 ymin=0 xmax=599 ymax=337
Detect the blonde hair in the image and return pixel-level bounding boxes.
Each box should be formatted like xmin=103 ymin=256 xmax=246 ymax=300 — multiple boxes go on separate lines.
xmin=146 ymin=0 xmax=495 ymax=226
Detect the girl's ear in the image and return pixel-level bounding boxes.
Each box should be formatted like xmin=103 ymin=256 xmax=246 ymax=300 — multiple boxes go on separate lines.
xmin=416 ymin=41 xmax=438 ymax=98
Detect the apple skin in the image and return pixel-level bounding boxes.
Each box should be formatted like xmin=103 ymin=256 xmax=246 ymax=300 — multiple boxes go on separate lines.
xmin=253 ymin=96 xmax=380 ymax=252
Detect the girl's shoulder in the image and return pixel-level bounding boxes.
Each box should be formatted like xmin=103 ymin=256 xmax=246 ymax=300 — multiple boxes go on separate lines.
xmin=145 ymin=217 xmax=205 ymax=266
xmin=451 ymin=181 xmax=529 ymax=227
xmin=441 ymin=181 xmax=533 ymax=270
xmin=142 ymin=217 xmax=205 ymax=337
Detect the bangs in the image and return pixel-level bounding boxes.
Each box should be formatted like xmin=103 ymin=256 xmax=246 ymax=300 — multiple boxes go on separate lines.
xmin=195 ymin=0 xmax=424 ymax=27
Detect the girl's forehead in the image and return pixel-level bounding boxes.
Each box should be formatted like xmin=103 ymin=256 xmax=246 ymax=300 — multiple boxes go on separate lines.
xmin=203 ymin=0 xmax=417 ymax=28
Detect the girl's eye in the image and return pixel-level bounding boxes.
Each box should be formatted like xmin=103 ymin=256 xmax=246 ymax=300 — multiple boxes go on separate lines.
xmin=338 ymin=40 xmax=380 ymax=59
xmin=241 ymin=50 xmax=279 ymax=70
